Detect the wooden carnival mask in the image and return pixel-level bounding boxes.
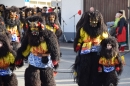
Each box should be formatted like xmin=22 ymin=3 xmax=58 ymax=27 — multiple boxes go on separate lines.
xmin=9 ymin=11 xmax=17 ymax=19
xmin=21 ymin=11 xmax=25 ymax=18
xmin=0 ymin=5 xmax=4 ymax=11
xmin=27 ymin=10 xmax=33 ymax=17
xmin=88 ymin=11 xmax=100 ymax=27
xmin=28 ymin=20 xmax=44 ymax=35
xmin=49 ymin=14 xmax=55 ymax=23
xmin=0 ymin=5 xmax=5 ymax=16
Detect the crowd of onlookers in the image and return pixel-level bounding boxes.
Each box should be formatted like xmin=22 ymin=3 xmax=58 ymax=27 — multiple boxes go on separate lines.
xmin=106 ymin=10 xmax=128 ymax=51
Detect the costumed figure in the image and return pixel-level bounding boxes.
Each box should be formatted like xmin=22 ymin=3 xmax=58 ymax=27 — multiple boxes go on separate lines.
xmin=46 ymin=12 xmax=62 ymax=38
xmin=0 ymin=16 xmax=12 ymax=44
xmin=116 ymin=10 xmax=127 ymax=52
xmin=5 ymin=6 xmax=22 ymax=51
xmin=109 ymin=13 xmax=120 ymax=36
xmin=98 ymin=37 xmax=125 ymax=86
xmin=15 ymin=16 xmax=60 ymax=86
xmin=22 ymin=7 xmax=35 ymax=35
xmin=19 ymin=8 xmax=26 ymax=35
xmin=72 ymin=10 xmax=109 ymax=86
xmin=46 ymin=12 xmax=62 ymax=57
xmin=0 ymin=33 xmax=18 ymax=86
xmin=0 ymin=4 xmax=6 ymax=21
xmin=36 ymin=7 xmax=42 ymax=16
xmin=41 ymin=6 xmax=48 ymax=23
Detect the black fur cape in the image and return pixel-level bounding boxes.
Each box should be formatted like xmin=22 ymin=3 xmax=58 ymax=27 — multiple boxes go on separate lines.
xmin=74 ymin=11 xmax=109 ymax=52
xmin=100 ymin=37 xmax=123 ymax=75
xmin=16 ymin=16 xmax=60 ymax=68
xmin=0 ymin=16 xmax=6 ymax=32
xmin=46 ymin=12 xmax=62 ymax=39
xmin=0 ymin=16 xmax=12 ymax=42
xmin=0 ymin=4 xmax=6 ymax=21
xmin=76 ymin=12 xmax=87 ymax=32
xmin=0 ymin=33 xmax=16 ymax=71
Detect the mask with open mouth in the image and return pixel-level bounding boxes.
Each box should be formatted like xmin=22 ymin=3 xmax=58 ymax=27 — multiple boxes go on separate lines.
xmin=28 ymin=21 xmax=41 ymax=36
xmin=89 ymin=11 xmax=100 ymax=27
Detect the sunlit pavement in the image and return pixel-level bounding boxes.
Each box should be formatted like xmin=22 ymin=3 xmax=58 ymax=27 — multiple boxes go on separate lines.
xmin=14 ymin=43 xmax=130 ymax=86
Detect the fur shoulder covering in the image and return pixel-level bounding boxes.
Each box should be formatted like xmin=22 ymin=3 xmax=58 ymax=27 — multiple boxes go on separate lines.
xmin=42 ymin=29 xmax=60 ymax=61
xmin=55 ymin=27 xmax=62 ymax=39
xmin=6 ymin=19 xmax=20 ymax=27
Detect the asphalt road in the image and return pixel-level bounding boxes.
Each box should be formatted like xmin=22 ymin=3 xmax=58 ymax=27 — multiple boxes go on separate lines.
xmin=14 ymin=43 xmax=130 ymax=86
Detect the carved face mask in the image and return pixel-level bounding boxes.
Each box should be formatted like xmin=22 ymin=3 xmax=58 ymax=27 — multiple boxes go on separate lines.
xmin=0 ymin=6 xmax=4 ymax=11
xmin=10 ymin=11 xmax=17 ymax=19
xmin=89 ymin=11 xmax=100 ymax=27
xmin=28 ymin=21 xmax=40 ymax=35
xmin=49 ymin=15 xmax=55 ymax=23
xmin=21 ymin=11 xmax=25 ymax=18
xmin=27 ymin=11 xmax=32 ymax=17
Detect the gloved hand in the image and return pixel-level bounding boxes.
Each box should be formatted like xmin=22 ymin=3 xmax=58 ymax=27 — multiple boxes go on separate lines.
xmin=52 ymin=60 xmax=58 ymax=65
xmin=53 ymin=71 xmax=57 ymax=77
xmin=115 ymin=67 xmax=120 ymax=71
xmin=15 ymin=58 xmax=24 ymax=68
xmin=75 ymin=45 xmax=80 ymax=52
xmin=98 ymin=66 xmax=102 ymax=72
xmin=54 ymin=24 xmax=59 ymax=29
xmin=52 ymin=60 xmax=59 ymax=69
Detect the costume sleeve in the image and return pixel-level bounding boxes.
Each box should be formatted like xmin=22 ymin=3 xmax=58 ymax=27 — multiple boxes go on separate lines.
xmin=101 ymin=32 xmax=109 ymax=40
xmin=55 ymin=27 xmax=62 ymax=39
xmin=115 ymin=54 xmax=123 ymax=76
xmin=118 ymin=17 xmax=125 ymax=34
xmin=42 ymin=29 xmax=60 ymax=61
xmin=77 ymin=28 xmax=86 ymax=45
xmin=112 ymin=18 xmax=120 ymax=28
xmin=8 ymin=52 xmax=15 ymax=64
xmin=22 ymin=45 xmax=31 ymax=57
xmin=8 ymin=52 xmax=16 ymax=71
xmin=74 ymin=28 xmax=84 ymax=52
xmin=16 ymin=35 xmax=29 ymax=59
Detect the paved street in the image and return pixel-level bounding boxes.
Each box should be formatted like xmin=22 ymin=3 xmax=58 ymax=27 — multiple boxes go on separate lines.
xmin=14 ymin=43 xmax=130 ymax=86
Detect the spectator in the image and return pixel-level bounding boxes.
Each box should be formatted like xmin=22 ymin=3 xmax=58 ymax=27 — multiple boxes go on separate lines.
xmin=110 ymin=13 xmax=120 ymax=36
xmin=116 ymin=10 xmax=127 ymax=52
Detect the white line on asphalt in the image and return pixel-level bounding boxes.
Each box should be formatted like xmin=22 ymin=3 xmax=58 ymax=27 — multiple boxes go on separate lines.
xmin=119 ymin=81 xmax=130 ymax=84
xmin=120 ymin=78 xmax=130 ymax=80
xmin=60 ymin=47 xmax=73 ymax=50
xmin=60 ymin=59 xmax=74 ymax=63
xmin=56 ymin=79 xmax=74 ymax=82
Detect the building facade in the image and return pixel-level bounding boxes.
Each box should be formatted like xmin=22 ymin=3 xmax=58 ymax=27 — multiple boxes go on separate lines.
xmin=29 ymin=0 xmax=51 ymax=8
